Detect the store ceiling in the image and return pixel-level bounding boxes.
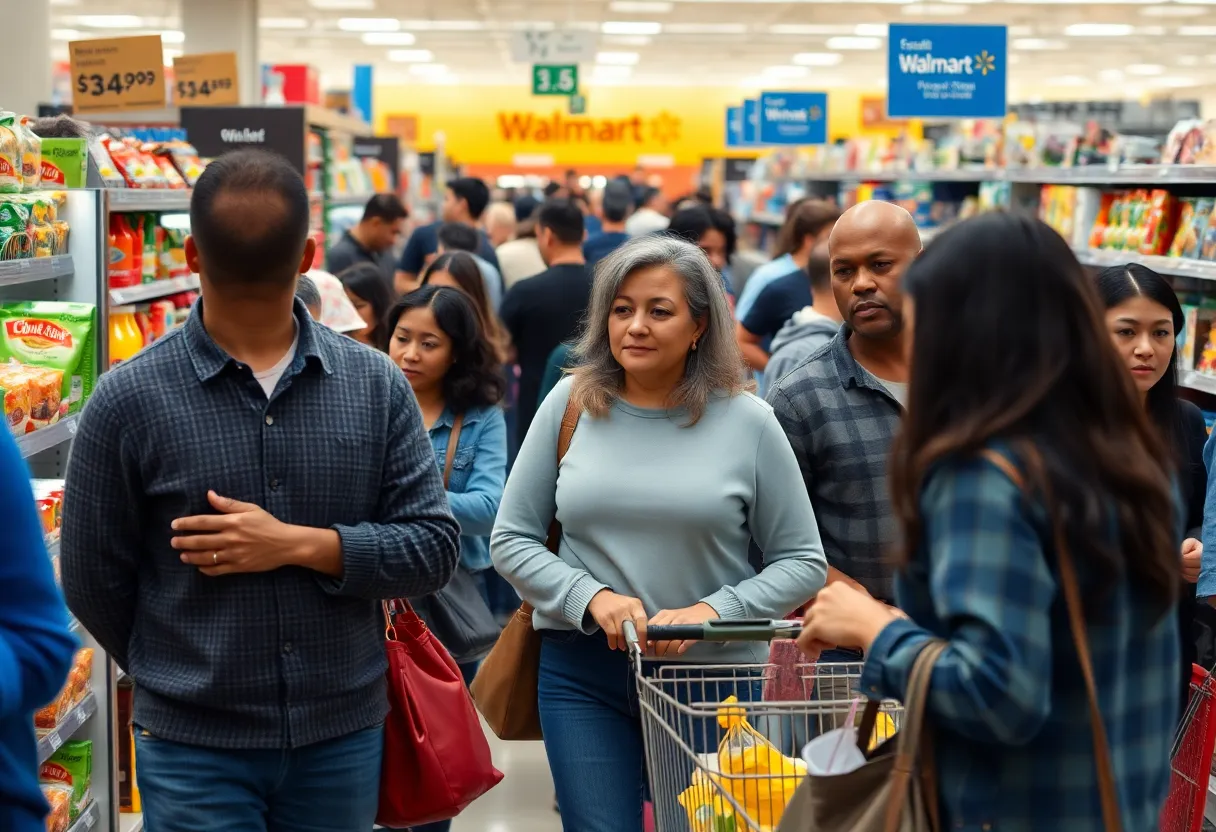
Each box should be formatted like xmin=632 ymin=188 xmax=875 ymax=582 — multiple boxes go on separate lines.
xmin=51 ymin=0 xmax=1216 ymax=98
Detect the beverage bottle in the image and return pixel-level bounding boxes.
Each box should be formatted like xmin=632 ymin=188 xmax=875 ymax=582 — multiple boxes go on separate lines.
xmin=142 ymin=214 xmax=157 ymax=283
xmin=107 ymin=215 xmax=138 ymax=289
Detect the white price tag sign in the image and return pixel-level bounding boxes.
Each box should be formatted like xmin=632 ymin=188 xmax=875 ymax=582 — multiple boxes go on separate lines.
xmin=48 ymin=731 xmax=62 ymax=751
xmin=84 ymin=808 xmax=96 ymax=828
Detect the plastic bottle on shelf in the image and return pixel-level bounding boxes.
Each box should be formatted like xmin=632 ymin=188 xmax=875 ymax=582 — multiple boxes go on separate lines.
xmin=133 ymin=306 xmax=154 ymax=345
xmin=141 ymin=214 xmax=157 ymax=283
xmin=107 ymin=215 xmax=139 ymax=289
xmin=109 ymin=306 xmax=144 ymax=367
xmin=129 ymin=215 xmax=143 ymax=285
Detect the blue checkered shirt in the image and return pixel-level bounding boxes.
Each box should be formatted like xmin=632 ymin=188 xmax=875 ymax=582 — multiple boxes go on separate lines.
xmin=61 ymin=299 xmax=460 ymax=749
xmin=766 ymin=328 xmax=902 ymax=599
xmin=859 ymin=450 xmax=1179 ymax=832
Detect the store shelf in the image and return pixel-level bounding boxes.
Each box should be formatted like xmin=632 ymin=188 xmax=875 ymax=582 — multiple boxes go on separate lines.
xmin=108 ymin=190 xmax=192 ymax=212
xmin=328 ymin=193 xmax=375 ymax=207
xmin=37 ymin=691 xmax=97 ymax=764
xmin=796 ymin=165 xmax=1216 ymax=186
xmin=0 ymin=255 xmax=74 ymax=288
xmin=120 ymin=814 xmax=144 ymax=832
xmin=16 ymin=416 xmax=78 ymax=459
xmin=1182 ymin=371 xmax=1216 ymax=396
xmin=109 ymin=275 xmax=200 ymax=305
xmin=67 ymin=799 xmax=101 ymax=832
xmin=1073 ymin=249 xmax=1216 ymax=282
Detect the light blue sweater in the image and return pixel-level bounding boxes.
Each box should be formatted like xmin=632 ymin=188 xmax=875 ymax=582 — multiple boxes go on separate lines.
xmin=491 ymin=377 xmax=827 ymax=661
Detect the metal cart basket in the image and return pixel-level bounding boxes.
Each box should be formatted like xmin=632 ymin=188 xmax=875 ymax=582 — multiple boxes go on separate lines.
xmin=625 ymin=620 xmax=904 ymax=832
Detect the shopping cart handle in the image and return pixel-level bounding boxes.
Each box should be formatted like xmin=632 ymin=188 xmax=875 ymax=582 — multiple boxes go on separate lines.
xmin=628 ymin=619 xmax=803 ymax=645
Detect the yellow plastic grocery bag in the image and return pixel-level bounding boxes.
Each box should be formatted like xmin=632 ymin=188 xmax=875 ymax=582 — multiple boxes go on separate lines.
xmin=710 ymin=696 xmax=807 ymax=828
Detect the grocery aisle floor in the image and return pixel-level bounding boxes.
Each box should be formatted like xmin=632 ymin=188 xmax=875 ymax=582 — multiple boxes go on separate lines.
xmin=453 ymin=727 xmax=562 ymax=832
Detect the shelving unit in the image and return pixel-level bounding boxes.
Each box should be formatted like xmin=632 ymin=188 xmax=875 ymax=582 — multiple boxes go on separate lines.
xmin=38 ymin=692 xmax=98 ymax=764
xmin=67 ymin=799 xmax=101 ymax=832
xmin=108 ymin=275 xmax=199 ymax=305
xmin=16 ymin=416 xmax=79 ymax=459
xmin=0 ymin=255 xmax=75 ymax=287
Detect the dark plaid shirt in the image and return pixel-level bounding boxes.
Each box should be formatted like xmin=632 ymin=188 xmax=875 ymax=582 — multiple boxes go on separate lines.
xmin=765 ymin=328 xmax=902 ymax=599
xmin=61 ymin=299 xmax=459 ymax=749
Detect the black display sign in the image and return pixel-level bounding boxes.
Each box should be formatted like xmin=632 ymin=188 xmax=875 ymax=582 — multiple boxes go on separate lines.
xmin=351 ymin=137 xmax=400 ymax=189
xmin=724 ymin=157 xmax=757 ymax=182
xmin=179 ymin=106 xmax=309 ymax=174
xmin=417 ymin=152 xmax=436 ymax=178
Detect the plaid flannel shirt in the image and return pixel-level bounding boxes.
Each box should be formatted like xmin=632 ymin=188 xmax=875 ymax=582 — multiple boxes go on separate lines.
xmin=860 ymin=450 xmax=1178 ymax=832
xmin=61 ymin=299 xmax=460 ymax=749
xmin=766 ymin=328 xmax=902 ymax=599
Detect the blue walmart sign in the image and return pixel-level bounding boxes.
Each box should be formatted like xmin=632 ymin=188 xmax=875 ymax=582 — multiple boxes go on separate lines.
xmin=887 ymin=24 xmax=1007 ymax=119
xmin=725 ymin=106 xmax=745 ymax=147
xmin=758 ymin=91 xmax=827 ymax=146
xmin=743 ymin=99 xmax=759 ymax=144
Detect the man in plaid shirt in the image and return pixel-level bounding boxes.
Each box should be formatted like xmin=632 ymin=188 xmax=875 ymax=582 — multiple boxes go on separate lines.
xmin=62 ymin=150 xmax=460 ymax=831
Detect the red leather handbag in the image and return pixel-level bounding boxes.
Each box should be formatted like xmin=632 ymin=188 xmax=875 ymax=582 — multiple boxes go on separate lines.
xmin=376 ymin=599 xmax=504 ymax=827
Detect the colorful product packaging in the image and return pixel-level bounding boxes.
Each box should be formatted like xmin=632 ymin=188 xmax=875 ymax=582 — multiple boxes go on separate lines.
xmin=39 ymin=740 xmax=93 ymax=821
xmin=39 ymin=138 xmax=88 ymax=188
xmin=0 ymin=302 xmax=96 ymax=433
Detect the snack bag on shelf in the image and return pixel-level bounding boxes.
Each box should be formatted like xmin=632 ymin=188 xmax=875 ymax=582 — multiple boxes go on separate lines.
xmin=1197 ymin=330 xmax=1216 ymax=376
xmin=1170 ymin=200 xmax=1198 ymax=258
xmin=34 ymin=648 xmax=92 ymax=730
xmin=1088 ymin=193 xmax=1116 ymax=250
xmin=40 ymin=740 xmax=93 ymax=821
xmin=1182 ymin=199 xmax=1214 ymax=259
xmin=0 ymin=113 xmax=23 ymax=194
xmin=87 ymin=135 xmax=125 ymax=189
xmin=0 ymin=365 xmax=32 ymax=436
xmin=1140 ymin=190 xmax=1179 ymax=257
xmin=164 ymin=141 xmax=207 ymax=186
xmin=0 ymin=302 xmax=97 ymax=421
xmin=31 ymin=478 xmax=64 ymax=542
xmin=0 ymin=197 xmax=32 ymax=260
xmin=39 ymin=138 xmax=88 ymax=189
xmin=1200 ymin=207 xmax=1216 ymax=261
xmin=41 ymin=785 xmax=70 ymax=832
xmin=17 ymin=117 xmax=41 ymax=191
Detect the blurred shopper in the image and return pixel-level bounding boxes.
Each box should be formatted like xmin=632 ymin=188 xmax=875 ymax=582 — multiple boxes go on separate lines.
xmin=800 ymin=212 xmax=1181 ymax=830
xmin=735 ymin=199 xmax=840 ymax=323
xmin=61 ymin=149 xmax=460 ymax=832
xmin=396 ymin=177 xmax=499 ymax=291
xmin=497 ymin=219 xmax=547 ymax=289
xmin=295 ymin=274 xmax=323 ymax=320
xmin=499 ymin=199 xmax=592 ymax=446
xmin=422 ymin=251 xmax=511 ymax=363
xmin=492 ymin=235 xmax=826 ymax=831
xmin=325 ymin=193 xmax=408 ymax=279
xmin=761 ymin=242 xmax=840 ymax=394
xmin=384 ymin=286 xmax=507 ymax=683
xmin=306 ymin=269 xmax=370 ymax=336
xmin=484 ymin=202 xmax=517 ymax=249
xmin=767 ymin=201 xmax=919 ymax=618
xmin=583 ymin=181 xmax=633 ymax=269
xmin=435 ymin=223 xmax=504 ymax=309
xmin=564 ymin=168 xmax=583 ymax=199
xmin=1095 ymin=265 xmax=1207 ymax=711
xmin=667 ymin=204 xmax=737 ymax=278
xmin=339 ymin=262 xmax=396 ymax=348
xmin=625 ymin=186 xmax=670 ymax=237
xmin=0 ymin=431 xmax=76 ymax=832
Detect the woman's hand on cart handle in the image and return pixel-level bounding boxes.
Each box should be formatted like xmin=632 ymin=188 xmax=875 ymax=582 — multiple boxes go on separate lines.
xmin=588 ymin=590 xmax=649 ymax=651
xmin=648 ymin=602 xmax=720 ymax=657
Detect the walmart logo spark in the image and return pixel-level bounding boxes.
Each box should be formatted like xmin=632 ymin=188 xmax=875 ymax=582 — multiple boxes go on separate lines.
xmin=975 ymin=50 xmax=996 ymax=76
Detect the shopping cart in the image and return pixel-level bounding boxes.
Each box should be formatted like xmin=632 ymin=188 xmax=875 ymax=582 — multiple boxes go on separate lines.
xmin=624 ymin=619 xmax=904 ymax=832
xmin=1161 ymin=664 xmax=1216 ymax=832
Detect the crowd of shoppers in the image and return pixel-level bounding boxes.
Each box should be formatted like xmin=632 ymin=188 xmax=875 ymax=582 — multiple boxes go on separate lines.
xmin=7 ymin=152 xmax=1211 ymax=832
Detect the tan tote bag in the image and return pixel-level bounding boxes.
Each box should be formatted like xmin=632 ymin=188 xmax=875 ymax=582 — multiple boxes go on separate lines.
xmin=777 ymin=448 xmax=1122 ymax=832
xmin=470 ymin=397 xmax=580 ymax=741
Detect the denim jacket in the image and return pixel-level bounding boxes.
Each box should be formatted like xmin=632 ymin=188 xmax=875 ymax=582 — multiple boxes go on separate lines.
xmin=428 ymin=404 xmax=508 ymax=571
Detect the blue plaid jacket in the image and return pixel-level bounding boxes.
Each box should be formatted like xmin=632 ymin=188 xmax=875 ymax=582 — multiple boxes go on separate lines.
xmin=859 ymin=450 xmax=1178 ymax=832
xmin=61 ymin=299 xmax=460 ymax=749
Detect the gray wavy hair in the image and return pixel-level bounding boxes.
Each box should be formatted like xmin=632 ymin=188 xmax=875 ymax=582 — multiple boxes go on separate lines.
xmin=569 ymin=234 xmax=749 ymax=425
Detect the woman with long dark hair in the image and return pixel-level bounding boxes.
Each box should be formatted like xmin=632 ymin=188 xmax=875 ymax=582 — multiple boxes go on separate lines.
xmin=799 ymin=213 xmax=1180 ymax=830
xmin=1095 ymin=263 xmax=1206 ymax=707
xmin=421 ymin=251 xmax=510 ymax=363
xmin=338 ymin=262 xmax=395 ymax=347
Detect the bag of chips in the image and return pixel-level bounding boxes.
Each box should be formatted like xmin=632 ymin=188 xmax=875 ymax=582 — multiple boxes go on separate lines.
xmin=40 ymin=740 xmax=93 ymax=820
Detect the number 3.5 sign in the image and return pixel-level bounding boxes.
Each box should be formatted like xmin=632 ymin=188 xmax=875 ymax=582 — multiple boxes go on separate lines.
xmin=532 ymin=65 xmax=578 ymax=96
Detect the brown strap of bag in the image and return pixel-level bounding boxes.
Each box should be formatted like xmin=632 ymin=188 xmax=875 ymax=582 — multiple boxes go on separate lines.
xmin=442 ymin=414 xmax=465 ymax=489
xmin=883 ymin=640 xmax=948 ymax=832
xmin=980 ymin=449 xmax=1121 ymax=832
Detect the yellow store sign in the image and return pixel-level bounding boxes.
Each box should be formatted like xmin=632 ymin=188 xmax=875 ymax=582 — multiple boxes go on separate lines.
xmin=374 ymin=85 xmax=895 ymax=167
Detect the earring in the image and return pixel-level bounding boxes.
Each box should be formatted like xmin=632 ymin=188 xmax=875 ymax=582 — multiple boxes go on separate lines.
xmin=691 ymin=340 xmax=699 ymax=351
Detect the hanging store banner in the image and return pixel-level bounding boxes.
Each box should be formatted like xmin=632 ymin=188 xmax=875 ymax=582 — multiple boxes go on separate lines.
xmin=758 ymin=91 xmax=828 ymax=145
xmin=887 ymin=24 xmax=1007 ymax=119
xmin=742 ymin=99 xmax=760 ymax=145
xmin=725 ymin=106 xmax=745 ymax=148
xmin=68 ymin=35 xmax=166 ymax=115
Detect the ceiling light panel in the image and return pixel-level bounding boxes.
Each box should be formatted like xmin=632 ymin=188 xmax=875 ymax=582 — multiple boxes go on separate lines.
xmin=768 ymin=24 xmax=857 ymax=35
xmin=73 ymin=15 xmax=147 ymax=27
xmin=762 ymin=65 xmax=810 ymax=78
xmin=855 ymin=23 xmax=888 ymax=36
xmin=388 ymin=49 xmax=434 ymax=62
xmin=792 ymin=52 xmax=844 ymax=66
xmin=362 ymin=32 xmax=415 ymax=45
xmin=1011 ymin=38 xmax=1065 ymax=48
xmin=1063 ymin=23 xmax=1135 ymax=36
xmin=338 ymin=18 xmax=400 ymax=31
xmin=664 ymin=23 xmax=749 ymax=33
xmin=609 ymin=1 xmax=673 ymax=11
xmin=260 ymin=17 xmax=310 ymax=29
xmin=400 ymin=20 xmax=485 ymax=31
xmin=50 ymin=28 xmax=82 ymax=40
xmin=602 ymin=35 xmax=653 ymax=45
xmin=601 ymin=21 xmax=663 ymax=34
xmin=1179 ymin=25 xmax=1216 ymax=34
xmin=826 ymin=36 xmax=883 ymax=49
xmin=409 ymin=63 xmax=450 ymax=75
xmin=308 ymin=0 xmax=374 ymax=9
xmin=1127 ymin=63 xmax=1166 ymax=74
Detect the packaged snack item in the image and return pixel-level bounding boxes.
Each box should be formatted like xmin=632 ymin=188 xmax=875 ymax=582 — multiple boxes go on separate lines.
xmin=87 ymin=135 xmax=125 ymax=189
xmin=0 ymin=364 xmax=31 ymax=435
xmin=31 ymin=478 xmax=64 ymax=541
xmin=40 ymin=740 xmax=93 ymax=820
xmin=1181 ymin=199 xmax=1214 ymax=259
xmin=0 ymin=196 xmax=31 ymax=260
xmin=42 ymin=785 xmax=70 ymax=832
xmin=1140 ymin=190 xmax=1179 ymax=256
xmin=0 ymin=302 xmax=97 ymax=418
xmin=1201 ymin=207 xmax=1216 ymax=261
xmin=0 ymin=113 xmax=23 ymax=194
xmin=1170 ymin=200 xmax=1198 ymax=258
xmin=161 ymin=225 xmax=191 ymax=278
xmin=17 ymin=117 xmax=41 ymax=191
xmin=34 ymin=648 xmax=92 ymax=729
xmin=39 ymin=138 xmax=87 ymax=188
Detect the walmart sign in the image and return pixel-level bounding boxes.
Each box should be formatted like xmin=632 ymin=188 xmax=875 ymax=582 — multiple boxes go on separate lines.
xmin=887 ymin=24 xmax=1007 ymax=118
xmin=758 ymin=91 xmax=827 ymax=145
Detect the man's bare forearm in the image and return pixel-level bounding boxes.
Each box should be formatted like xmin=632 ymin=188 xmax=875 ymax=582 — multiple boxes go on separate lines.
xmin=283 ymin=525 xmax=344 ymax=577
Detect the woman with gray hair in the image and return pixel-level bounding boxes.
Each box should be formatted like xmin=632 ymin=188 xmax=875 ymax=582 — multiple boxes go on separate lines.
xmin=490 ymin=235 xmax=827 ymax=830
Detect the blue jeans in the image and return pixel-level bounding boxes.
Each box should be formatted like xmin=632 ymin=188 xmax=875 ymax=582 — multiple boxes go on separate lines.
xmin=134 ymin=723 xmax=383 ymax=832
xmin=537 ymin=629 xmax=760 ymax=832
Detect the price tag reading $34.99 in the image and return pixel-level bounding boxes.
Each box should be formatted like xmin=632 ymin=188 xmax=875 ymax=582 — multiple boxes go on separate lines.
xmin=68 ymin=35 xmax=166 ymax=115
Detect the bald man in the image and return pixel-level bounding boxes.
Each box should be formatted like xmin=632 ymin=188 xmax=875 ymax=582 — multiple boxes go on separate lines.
xmin=766 ymin=200 xmax=921 ymax=610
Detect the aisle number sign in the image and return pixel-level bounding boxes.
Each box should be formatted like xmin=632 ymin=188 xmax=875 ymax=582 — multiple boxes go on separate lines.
xmin=759 ymin=91 xmax=828 ymax=145
xmin=725 ymin=106 xmax=745 ymax=148
xmin=532 ymin=65 xmax=578 ymax=96
xmin=173 ymin=52 xmax=240 ymax=106
xmin=68 ymin=35 xmax=166 ymax=115
xmin=887 ymin=24 xmax=1007 ymax=118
